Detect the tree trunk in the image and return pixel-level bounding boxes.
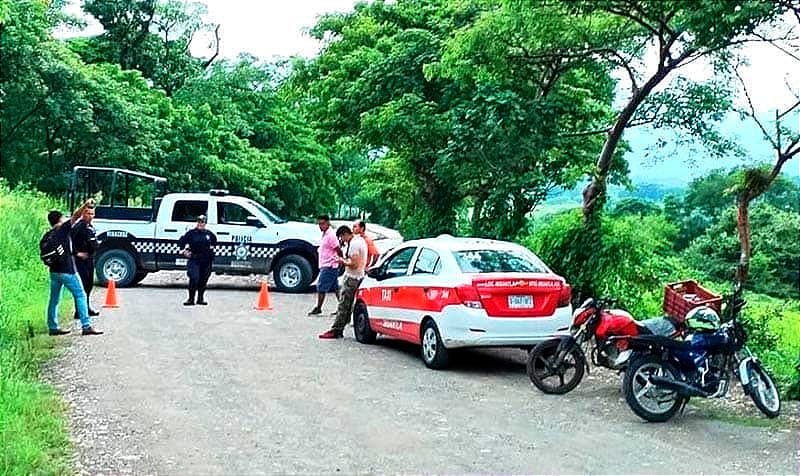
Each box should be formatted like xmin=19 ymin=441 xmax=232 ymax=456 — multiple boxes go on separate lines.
xmin=582 ymin=66 xmax=672 ymax=223
xmin=735 ymin=194 xmax=752 ymax=285
xmin=471 ymin=189 xmax=487 ymax=237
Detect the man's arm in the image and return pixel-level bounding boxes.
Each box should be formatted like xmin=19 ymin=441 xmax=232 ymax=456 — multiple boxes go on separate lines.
xmin=342 ymin=241 xmax=365 ymax=270
xmin=177 ymin=231 xmax=190 ymax=249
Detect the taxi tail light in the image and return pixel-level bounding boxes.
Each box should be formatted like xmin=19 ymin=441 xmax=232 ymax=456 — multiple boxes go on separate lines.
xmin=557 ymin=283 xmax=572 ymax=308
xmin=456 ymin=285 xmax=483 ymax=309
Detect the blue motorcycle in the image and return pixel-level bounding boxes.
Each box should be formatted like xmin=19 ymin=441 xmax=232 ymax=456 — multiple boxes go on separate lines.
xmin=620 ymin=284 xmax=781 ymax=422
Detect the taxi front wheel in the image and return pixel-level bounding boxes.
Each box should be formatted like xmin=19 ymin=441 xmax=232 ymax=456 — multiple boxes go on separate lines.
xmin=421 ymin=319 xmax=449 ymax=370
xmin=353 ymin=303 xmax=376 ymax=344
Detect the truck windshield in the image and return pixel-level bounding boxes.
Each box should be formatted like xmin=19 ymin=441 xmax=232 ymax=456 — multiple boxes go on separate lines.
xmin=248 ymin=200 xmax=287 ymax=224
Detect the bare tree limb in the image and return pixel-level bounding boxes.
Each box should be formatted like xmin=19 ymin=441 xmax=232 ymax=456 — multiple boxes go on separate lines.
xmin=734 ymin=66 xmax=779 ymax=150
xmin=776 ymin=98 xmax=800 ymax=119
xmin=202 ymin=24 xmax=221 ymax=69
xmin=754 ymin=32 xmax=800 ymax=62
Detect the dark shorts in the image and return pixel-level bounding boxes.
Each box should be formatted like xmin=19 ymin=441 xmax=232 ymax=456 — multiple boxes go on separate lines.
xmin=317 ymin=266 xmax=340 ymax=293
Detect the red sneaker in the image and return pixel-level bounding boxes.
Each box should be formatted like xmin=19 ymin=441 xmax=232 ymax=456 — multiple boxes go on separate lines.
xmin=318 ymin=329 xmax=343 ymax=339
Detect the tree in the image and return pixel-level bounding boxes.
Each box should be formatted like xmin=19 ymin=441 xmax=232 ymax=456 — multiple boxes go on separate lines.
xmin=684 ymin=203 xmax=799 ymax=299
xmin=174 ymin=56 xmax=334 ymax=216
xmin=433 ymin=2 xmax=623 ymax=238
xmin=664 ymin=168 xmax=800 ymax=250
xmin=82 ymin=0 xmax=156 ymax=70
xmin=79 ymin=0 xmax=217 ymax=95
xmin=731 ymin=25 xmax=800 ymax=286
xmin=567 ymin=0 xmax=786 ymax=224
xmin=288 ymin=0 xmax=482 ymax=237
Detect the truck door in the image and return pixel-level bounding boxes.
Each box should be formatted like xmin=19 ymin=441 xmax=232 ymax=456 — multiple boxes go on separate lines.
xmin=156 ymin=199 xmax=208 ymax=269
xmin=212 ymin=201 xmax=264 ymax=273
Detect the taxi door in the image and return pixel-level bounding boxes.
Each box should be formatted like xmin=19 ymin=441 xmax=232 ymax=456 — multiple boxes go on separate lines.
xmin=362 ymin=246 xmax=418 ymax=342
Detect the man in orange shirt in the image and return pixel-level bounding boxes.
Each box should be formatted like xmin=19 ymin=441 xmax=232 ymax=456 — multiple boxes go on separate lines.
xmin=353 ymin=220 xmax=379 ymax=268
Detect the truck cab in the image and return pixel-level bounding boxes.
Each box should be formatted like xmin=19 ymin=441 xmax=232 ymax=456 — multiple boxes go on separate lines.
xmin=71 ymin=167 xmax=321 ymax=292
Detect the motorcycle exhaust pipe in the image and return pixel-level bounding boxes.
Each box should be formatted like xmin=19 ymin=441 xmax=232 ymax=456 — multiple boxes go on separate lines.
xmin=650 ymin=376 xmax=710 ymax=397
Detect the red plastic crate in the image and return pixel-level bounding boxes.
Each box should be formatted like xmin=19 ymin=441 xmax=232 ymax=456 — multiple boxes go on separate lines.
xmin=663 ymin=280 xmax=722 ymax=322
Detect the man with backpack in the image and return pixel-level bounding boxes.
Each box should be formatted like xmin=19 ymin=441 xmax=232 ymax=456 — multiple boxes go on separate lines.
xmin=41 ymin=203 xmax=103 ymax=336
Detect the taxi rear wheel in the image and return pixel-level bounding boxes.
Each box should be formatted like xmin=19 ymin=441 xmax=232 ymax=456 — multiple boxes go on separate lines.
xmin=421 ymin=319 xmax=449 ymax=370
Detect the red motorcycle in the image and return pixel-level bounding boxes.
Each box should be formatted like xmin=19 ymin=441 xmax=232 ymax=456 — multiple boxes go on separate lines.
xmin=526 ymin=297 xmax=683 ymax=394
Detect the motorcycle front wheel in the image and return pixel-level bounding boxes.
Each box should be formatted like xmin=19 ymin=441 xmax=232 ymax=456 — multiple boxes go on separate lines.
xmin=744 ymin=361 xmax=781 ymax=418
xmin=527 ymin=339 xmax=585 ymax=394
xmin=623 ymin=354 xmax=683 ymax=422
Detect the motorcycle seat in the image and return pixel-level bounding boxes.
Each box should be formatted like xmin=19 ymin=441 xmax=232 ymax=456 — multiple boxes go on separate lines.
xmin=624 ymin=334 xmax=693 ymax=350
xmin=638 ymin=317 xmax=678 ymax=336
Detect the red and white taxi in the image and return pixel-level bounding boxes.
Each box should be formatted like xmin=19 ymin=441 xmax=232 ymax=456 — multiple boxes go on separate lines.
xmin=353 ymin=235 xmax=573 ymax=369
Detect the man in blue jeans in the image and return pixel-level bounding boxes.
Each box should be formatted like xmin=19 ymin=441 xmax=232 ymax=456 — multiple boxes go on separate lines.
xmin=46 ymin=208 xmax=103 ymax=336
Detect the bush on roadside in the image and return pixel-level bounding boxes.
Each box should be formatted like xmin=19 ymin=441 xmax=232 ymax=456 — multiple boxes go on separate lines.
xmin=0 ymin=182 xmax=71 ymax=475
xmin=521 ymin=208 xmax=697 ymax=317
xmin=741 ymin=295 xmax=800 ymax=400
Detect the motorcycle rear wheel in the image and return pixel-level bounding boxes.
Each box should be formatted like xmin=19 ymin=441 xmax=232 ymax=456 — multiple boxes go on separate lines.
xmin=527 ymin=339 xmax=585 ymax=394
xmin=744 ymin=361 xmax=781 ymax=418
xmin=623 ymin=355 xmax=683 ymax=423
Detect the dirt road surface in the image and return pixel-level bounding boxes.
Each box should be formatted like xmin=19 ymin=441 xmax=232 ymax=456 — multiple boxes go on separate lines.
xmin=46 ymin=274 xmax=799 ymax=475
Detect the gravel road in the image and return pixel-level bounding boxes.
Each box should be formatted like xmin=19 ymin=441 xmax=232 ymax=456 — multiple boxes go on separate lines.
xmin=46 ymin=273 xmax=799 ymax=475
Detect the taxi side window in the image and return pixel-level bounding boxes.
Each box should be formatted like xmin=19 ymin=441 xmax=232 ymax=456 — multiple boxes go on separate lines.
xmin=383 ymin=247 xmax=417 ymax=279
xmin=217 ymin=202 xmax=251 ymax=225
xmin=412 ymin=248 xmax=441 ymax=275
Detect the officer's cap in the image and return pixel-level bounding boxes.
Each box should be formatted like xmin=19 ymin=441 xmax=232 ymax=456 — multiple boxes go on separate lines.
xmin=196 ymin=214 xmax=207 ymax=223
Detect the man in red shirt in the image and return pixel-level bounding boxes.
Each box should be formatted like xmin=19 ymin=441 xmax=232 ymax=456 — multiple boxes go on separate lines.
xmin=353 ymin=220 xmax=379 ymax=268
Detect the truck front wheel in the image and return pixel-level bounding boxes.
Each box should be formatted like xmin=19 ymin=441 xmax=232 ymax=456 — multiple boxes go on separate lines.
xmin=95 ymin=249 xmax=137 ymax=287
xmin=273 ymin=254 xmax=313 ymax=293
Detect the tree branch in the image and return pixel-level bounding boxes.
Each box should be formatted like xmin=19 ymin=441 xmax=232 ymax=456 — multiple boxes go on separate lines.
xmin=559 ymin=127 xmax=612 ymax=138
xmin=202 ymin=24 xmax=221 ymax=69
xmin=734 ymin=66 xmax=779 ymax=150
xmin=1 ymin=99 xmax=45 ymax=145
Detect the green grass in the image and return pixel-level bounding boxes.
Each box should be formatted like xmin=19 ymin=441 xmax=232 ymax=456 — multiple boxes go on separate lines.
xmin=0 ymin=182 xmax=72 ymax=475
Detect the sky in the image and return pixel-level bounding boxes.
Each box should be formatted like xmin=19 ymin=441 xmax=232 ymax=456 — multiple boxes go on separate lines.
xmin=60 ymin=1 xmax=800 ymax=183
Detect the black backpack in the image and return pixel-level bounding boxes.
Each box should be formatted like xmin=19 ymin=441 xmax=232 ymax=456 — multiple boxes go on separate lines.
xmin=39 ymin=229 xmax=68 ymax=267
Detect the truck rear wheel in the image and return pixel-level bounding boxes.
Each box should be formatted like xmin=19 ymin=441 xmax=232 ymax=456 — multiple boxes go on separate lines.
xmin=273 ymin=254 xmax=313 ymax=293
xmin=95 ymin=249 xmax=137 ymax=287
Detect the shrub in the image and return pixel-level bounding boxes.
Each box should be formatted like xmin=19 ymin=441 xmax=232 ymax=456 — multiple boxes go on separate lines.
xmin=0 ymin=182 xmax=71 ymax=474
xmin=684 ymin=203 xmax=800 ymax=300
xmin=522 ymin=209 xmax=698 ymax=317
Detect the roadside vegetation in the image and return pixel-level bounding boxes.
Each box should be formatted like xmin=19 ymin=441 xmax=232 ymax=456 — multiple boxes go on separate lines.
xmin=0 ymin=183 xmax=72 ymax=475
xmin=521 ymin=171 xmax=800 ymax=398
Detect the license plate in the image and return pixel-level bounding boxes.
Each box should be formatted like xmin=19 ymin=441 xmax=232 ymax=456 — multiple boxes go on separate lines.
xmin=508 ymin=295 xmax=533 ymax=309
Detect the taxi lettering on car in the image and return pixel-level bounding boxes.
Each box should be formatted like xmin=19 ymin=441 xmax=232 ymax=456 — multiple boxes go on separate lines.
xmin=352 ymin=235 xmax=573 ymax=369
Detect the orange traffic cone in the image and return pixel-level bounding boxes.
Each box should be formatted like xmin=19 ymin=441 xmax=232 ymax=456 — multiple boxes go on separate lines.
xmin=255 ymin=281 xmax=272 ymax=310
xmin=103 ymin=279 xmax=120 ymax=308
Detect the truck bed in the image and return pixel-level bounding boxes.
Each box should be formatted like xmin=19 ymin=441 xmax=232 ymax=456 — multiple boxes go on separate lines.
xmin=95 ymin=206 xmax=155 ymax=222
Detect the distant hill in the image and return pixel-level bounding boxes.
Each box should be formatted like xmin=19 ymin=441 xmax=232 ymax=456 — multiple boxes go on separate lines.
xmin=625 ymin=113 xmax=800 ymax=187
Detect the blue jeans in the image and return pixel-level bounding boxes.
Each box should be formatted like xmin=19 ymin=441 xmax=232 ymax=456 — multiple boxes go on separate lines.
xmin=48 ymin=272 xmax=91 ymax=330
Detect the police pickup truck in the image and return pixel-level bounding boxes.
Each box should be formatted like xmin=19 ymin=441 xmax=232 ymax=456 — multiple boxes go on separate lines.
xmin=74 ymin=167 xmax=321 ymax=292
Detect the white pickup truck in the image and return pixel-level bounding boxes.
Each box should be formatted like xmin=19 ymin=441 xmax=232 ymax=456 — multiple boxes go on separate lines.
xmin=74 ymin=167 xmax=322 ymax=292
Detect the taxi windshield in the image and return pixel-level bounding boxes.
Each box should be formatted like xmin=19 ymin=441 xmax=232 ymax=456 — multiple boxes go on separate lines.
xmin=454 ymin=249 xmax=547 ymax=274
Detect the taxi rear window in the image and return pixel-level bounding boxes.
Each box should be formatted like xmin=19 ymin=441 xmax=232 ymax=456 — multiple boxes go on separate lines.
xmin=454 ymin=249 xmax=546 ymax=274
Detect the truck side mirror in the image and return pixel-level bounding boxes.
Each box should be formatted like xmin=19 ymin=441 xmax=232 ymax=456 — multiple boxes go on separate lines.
xmin=246 ymin=216 xmax=265 ymax=228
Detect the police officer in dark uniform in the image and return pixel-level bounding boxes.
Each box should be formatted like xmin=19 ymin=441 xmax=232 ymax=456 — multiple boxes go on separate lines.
xmin=177 ymin=215 xmax=217 ymax=306
xmin=71 ymin=200 xmax=100 ymax=319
